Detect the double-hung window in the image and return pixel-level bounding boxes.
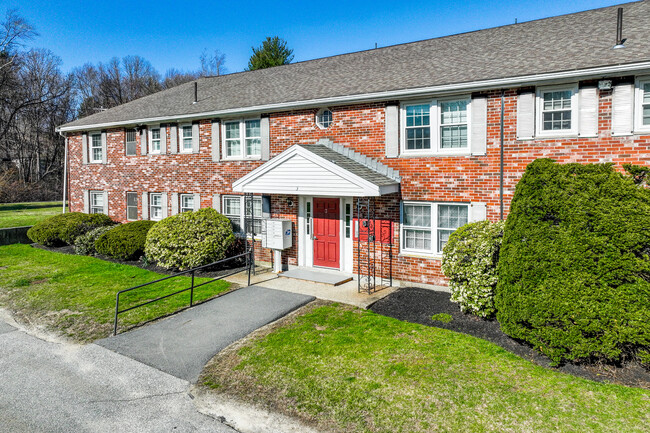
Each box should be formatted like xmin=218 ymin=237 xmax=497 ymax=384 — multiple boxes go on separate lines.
xmin=90 ymin=191 xmax=105 ymax=214
xmin=223 ymin=119 xmax=261 ymax=159
xmin=125 ymin=129 xmax=137 ymax=156
xmin=635 ymin=78 xmax=650 ymax=132
xmin=126 ymin=192 xmax=138 ymax=220
xmin=536 ymin=85 xmax=578 ymax=136
xmin=90 ymin=133 xmax=102 ymax=162
xmin=180 ymin=124 xmax=193 ymax=152
xmin=402 ymin=97 xmax=470 ymax=154
xmin=180 ymin=194 xmax=194 ymax=213
xmin=401 ymin=202 xmax=469 ymax=255
xmin=150 ymin=193 xmax=163 ymax=221
xmin=150 ymin=127 xmax=161 ymax=153
xmin=222 ymin=195 xmax=263 ymax=235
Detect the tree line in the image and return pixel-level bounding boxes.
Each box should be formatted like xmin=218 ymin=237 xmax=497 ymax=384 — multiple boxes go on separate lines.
xmin=0 ymin=9 xmax=293 ymax=203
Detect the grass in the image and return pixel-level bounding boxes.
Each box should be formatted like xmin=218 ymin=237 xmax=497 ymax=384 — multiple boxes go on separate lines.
xmin=201 ymin=303 xmax=650 ymax=433
xmin=0 ymin=201 xmax=63 ymax=228
xmin=0 ymin=244 xmax=230 ymax=342
xmin=431 ymin=312 xmax=453 ymax=323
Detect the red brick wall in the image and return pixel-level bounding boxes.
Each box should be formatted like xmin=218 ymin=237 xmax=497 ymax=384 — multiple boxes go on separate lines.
xmin=67 ymin=85 xmax=650 ymax=286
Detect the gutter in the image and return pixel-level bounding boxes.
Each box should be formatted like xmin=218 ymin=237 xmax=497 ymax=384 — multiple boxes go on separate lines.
xmin=57 ymin=61 xmax=650 ymax=133
xmin=499 ymin=90 xmax=505 ymax=220
xmin=59 ymin=131 xmax=67 ymax=214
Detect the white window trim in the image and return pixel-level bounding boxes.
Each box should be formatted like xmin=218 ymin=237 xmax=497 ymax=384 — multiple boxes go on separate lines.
xmin=149 ymin=126 xmax=162 ymax=154
xmin=89 ymin=190 xmax=104 ymax=214
xmin=400 ymin=96 xmax=472 ymax=156
xmin=180 ymin=193 xmax=194 ymax=213
xmin=400 ymin=201 xmax=470 ymax=257
xmin=222 ymin=195 xmax=263 ymax=238
xmin=221 ymin=118 xmax=262 ymax=160
xmin=315 ymin=108 xmax=333 ymax=129
xmin=634 ymin=76 xmax=650 ymax=133
xmin=149 ymin=193 xmax=163 ymax=221
xmin=179 ymin=123 xmax=193 ymax=153
xmin=536 ymin=84 xmax=579 ymax=138
xmin=126 ymin=191 xmax=138 ymax=221
xmin=89 ymin=132 xmax=103 ymax=163
xmin=125 ymin=129 xmax=137 ymax=157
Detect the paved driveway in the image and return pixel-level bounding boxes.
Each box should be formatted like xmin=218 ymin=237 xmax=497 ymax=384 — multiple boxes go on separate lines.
xmin=0 ymin=322 xmax=236 ymax=433
xmin=97 ymin=286 xmax=314 ymax=382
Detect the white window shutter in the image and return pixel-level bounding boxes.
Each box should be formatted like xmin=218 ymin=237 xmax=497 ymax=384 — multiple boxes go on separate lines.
xmin=160 ymin=125 xmax=167 ymax=154
xmin=517 ymin=92 xmax=535 ymax=139
xmin=102 ymin=191 xmax=108 ymax=214
xmin=83 ymin=190 xmax=89 ymax=213
xmin=260 ymin=116 xmax=270 ymax=160
xmin=169 ymin=124 xmax=178 ymax=154
xmin=384 ymin=104 xmax=399 ymax=158
xmin=612 ymin=83 xmax=634 ymax=136
xmin=212 ymin=194 xmax=221 ymax=212
xmin=170 ymin=193 xmax=178 ymax=215
xmin=82 ymin=133 xmax=88 ymax=164
xmin=192 ymin=123 xmax=200 ymax=153
xmin=142 ymin=192 xmax=149 ymax=220
xmin=140 ymin=128 xmax=148 ymax=155
xmin=579 ymin=87 xmax=598 ymax=137
xmin=430 ymin=99 xmax=439 ymax=148
xmin=101 ymin=131 xmax=108 ymax=164
xmin=193 ymin=193 xmax=201 ymax=211
xmin=470 ymin=202 xmax=487 ymax=222
xmin=161 ymin=193 xmax=168 ymax=219
xmin=470 ymin=96 xmax=487 ymax=155
xmin=211 ymin=120 xmax=220 ymax=161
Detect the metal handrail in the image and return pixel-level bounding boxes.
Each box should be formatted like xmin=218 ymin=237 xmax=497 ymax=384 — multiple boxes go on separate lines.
xmin=113 ymin=251 xmax=252 ymax=335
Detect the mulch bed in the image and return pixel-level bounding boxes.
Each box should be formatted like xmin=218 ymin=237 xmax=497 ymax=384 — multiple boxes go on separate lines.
xmin=369 ymin=287 xmax=650 ymax=389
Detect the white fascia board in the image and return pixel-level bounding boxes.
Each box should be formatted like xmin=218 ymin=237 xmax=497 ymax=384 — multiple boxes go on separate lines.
xmin=57 ymin=61 xmax=650 ymax=133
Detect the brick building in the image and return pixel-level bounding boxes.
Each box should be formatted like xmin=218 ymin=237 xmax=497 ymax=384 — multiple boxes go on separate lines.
xmin=58 ymin=2 xmax=650 ymax=288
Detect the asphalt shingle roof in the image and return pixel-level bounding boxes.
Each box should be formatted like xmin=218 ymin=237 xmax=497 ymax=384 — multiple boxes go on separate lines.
xmin=61 ymin=1 xmax=650 ymax=130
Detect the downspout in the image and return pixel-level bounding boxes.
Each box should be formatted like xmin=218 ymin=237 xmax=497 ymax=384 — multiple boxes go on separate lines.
xmin=59 ymin=131 xmax=68 ymax=214
xmin=499 ymin=90 xmax=505 ymax=220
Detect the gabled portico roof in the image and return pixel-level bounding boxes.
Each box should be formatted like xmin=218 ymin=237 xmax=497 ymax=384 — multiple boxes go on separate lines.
xmin=232 ymin=144 xmax=399 ymax=197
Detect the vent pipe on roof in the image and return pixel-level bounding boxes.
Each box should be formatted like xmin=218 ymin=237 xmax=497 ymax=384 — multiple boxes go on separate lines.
xmin=193 ymin=81 xmax=198 ymax=104
xmin=613 ymin=7 xmax=626 ymax=49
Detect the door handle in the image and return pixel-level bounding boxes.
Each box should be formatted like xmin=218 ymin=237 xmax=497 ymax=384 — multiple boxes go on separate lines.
xmin=314 ymin=236 xmax=318 ymax=240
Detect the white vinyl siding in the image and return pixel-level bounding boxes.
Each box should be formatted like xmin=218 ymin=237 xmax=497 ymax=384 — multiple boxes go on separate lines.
xmin=150 ymin=128 xmax=162 ymax=153
xmin=180 ymin=194 xmax=194 ymax=212
xmin=90 ymin=133 xmax=102 ymax=163
xmin=223 ymin=119 xmax=261 ymax=159
xmin=401 ymin=97 xmax=470 ymax=155
xmin=89 ymin=191 xmax=104 ymax=214
xmin=150 ymin=193 xmax=163 ymax=221
xmin=536 ymin=85 xmax=578 ymax=137
xmin=126 ymin=192 xmax=138 ymax=220
xmin=401 ymin=202 xmax=469 ymax=255
xmin=180 ymin=124 xmax=193 ymax=152
xmin=223 ymin=195 xmax=263 ymax=235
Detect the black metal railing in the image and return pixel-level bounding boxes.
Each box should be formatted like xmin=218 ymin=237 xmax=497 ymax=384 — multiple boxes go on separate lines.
xmin=113 ymin=250 xmax=252 ymax=335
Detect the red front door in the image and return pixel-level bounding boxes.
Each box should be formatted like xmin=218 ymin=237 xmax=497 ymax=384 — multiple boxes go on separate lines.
xmin=313 ymin=198 xmax=340 ymax=269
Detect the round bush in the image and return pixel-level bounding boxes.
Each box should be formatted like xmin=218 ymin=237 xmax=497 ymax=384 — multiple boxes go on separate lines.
xmin=27 ymin=212 xmax=114 ymax=247
xmin=144 ymin=208 xmax=235 ymax=270
xmin=95 ymin=220 xmax=156 ymax=260
xmin=442 ymin=220 xmax=505 ymax=318
xmin=496 ymin=159 xmax=650 ymax=365
xmin=74 ymin=226 xmax=115 ymax=256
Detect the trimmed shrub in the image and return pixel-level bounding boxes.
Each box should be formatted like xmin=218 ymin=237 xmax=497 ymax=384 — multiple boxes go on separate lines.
xmin=495 ymin=158 xmax=650 ymax=365
xmin=442 ymin=220 xmax=505 ymax=318
xmin=95 ymin=220 xmax=156 ymax=260
xmin=74 ymin=226 xmax=115 ymax=256
xmin=27 ymin=212 xmax=114 ymax=247
xmin=145 ymin=208 xmax=235 ymax=270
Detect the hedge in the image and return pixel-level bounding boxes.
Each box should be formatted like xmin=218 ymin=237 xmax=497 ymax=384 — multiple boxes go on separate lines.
xmin=27 ymin=212 xmax=114 ymax=247
xmin=74 ymin=225 xmax=114 ymax=256
xmin=95 ymin=220 xmax=155 ymax=260
xmin=144 ymin=208 xmax=235 ymax=270
xmin=495 ymin=159 xmax=650 ymax=365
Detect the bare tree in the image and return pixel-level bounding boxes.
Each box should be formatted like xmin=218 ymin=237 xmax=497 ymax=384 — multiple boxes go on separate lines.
xmin=162 ymin=68 xmax=199 ymax=89
xmin=199 ymin=49 xmax=227 ymax=76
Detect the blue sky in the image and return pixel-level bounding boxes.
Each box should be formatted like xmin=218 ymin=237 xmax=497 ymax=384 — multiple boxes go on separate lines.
xmin=12 ymin=0 xmax=626 ymax=75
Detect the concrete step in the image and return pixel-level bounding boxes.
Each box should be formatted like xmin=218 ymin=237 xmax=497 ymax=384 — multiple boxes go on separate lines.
xmin=279 ymin=269 xmax=353 ymax=286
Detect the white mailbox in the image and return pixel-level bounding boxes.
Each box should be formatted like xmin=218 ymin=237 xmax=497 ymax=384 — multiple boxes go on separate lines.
xmin=262 ymin=219 xmax=292 ymax=250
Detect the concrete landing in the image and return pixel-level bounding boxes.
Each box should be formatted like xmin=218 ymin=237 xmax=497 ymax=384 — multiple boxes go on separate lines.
xmin=97 ymin=286 xmax=314 ymax=383
xmin=280 ymin=268 xmax=353 ymax=286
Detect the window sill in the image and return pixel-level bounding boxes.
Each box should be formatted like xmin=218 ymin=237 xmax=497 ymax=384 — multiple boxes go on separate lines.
xmin=398 ymin=251 xmax=442 ymax=260
xmin=399 ymin=151 xmax=471 ymax=158
xmin=534 ymin=132 xmax=579 ymax=139
xmin=222 ymin=156 xmax=263 ymax=162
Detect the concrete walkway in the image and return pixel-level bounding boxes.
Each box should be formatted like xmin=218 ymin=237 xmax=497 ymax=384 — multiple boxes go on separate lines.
xmin=97 ymin=286 xmax=314 ymax=383
xmin=0 ymin=321 xmax=236 ymax=433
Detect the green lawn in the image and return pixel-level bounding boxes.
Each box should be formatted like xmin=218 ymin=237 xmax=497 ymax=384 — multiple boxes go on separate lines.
xmin=0 ymin=244 xmax=230 ymax=341
xmin=0 ymin=201 xmax=63 ymax=228
xmin=201 ymin=303 xmax=650 ymax=433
